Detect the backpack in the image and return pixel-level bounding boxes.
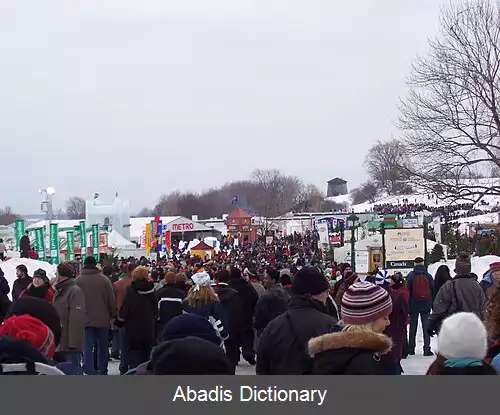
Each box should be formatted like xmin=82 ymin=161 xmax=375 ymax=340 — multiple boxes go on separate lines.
xmin=412 ymin=274 xmax=431 ymax=301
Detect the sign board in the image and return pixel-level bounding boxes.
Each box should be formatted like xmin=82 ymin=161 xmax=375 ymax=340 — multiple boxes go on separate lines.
xmin=344 ymin=250 xmax=370 ymax=274
xmin=317 ymin=223 xmax=329 ymax=245
xmin=402 ymin=218 xmax=419 ymax=228
xmin=385 ymin=228 xmax=425 ymax=269
xmin=266 ymin=236 xmax=273 ymax=245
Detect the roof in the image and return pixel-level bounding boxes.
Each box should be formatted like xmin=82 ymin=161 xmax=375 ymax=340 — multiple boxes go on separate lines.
xmin=191 ymin=241 xmax=214 ymax=251
xmin=328 ymin=177 xmax=347 ymax=184
xmin=227 ymin=208 xmax=251 ymax=219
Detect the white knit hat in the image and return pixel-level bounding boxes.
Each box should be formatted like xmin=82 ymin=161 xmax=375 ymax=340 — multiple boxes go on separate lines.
xmin=438 ymin=312 xmax=487 ymax=360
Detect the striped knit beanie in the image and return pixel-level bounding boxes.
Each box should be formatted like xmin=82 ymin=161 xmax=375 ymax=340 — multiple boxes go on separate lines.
xmin=341 ymin=281 xmax=393 ymax=325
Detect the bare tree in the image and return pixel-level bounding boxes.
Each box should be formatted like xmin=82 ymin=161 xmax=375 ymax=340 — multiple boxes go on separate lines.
xmin=0 ymin=206 xmax=20 ymax=225
xmin=364 ymin=139 xmax=409 ymax=195
xmin=399 ymin=0 xmax=500 ymax=202
xmin=350 ymin=181 xmax=379 ymax=204
xmin=136 ymin=207 xmax=153 ymax=217
xmin=65 ymin=196 xmax=86 ymax=219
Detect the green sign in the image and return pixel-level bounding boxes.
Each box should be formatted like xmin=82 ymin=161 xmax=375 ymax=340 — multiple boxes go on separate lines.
xmin=14 ymin=219 xmax=25 ymax=251
xmin=49 ymin=223 xmax=59 ymax=265
xmin=79 ymin=221 xmax=87 ymax=262
xmin=92 ymin=224 xmax=99 ymax=260
xmin=35 ymin=228 xmax=45 ymax=260
xmin=66 ymin=230 xmax=75 ymax=261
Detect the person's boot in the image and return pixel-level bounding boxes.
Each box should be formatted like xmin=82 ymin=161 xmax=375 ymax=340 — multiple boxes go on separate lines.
xmin=423 ymin=349 xmax=434 ymax=357
xmin=408 ymin=349 xmax=415 ymax=356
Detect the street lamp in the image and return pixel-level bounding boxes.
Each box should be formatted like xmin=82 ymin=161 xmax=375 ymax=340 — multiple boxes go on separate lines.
xmin=348 ymin=213 xmax=359 ymax=273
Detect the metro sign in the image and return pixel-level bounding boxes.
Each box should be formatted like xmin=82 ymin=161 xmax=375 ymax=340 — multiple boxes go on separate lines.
xmin=171 ymin=222 xmax=195 ymax=232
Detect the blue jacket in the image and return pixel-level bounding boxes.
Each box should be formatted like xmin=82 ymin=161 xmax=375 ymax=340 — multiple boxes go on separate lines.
xmin=480 ymin=272 xmax=494 ymax=297
xmin=406 ymin=266 xmax=435 ymax=313
xmin=182 ymin=300 xmax=228 ymax=341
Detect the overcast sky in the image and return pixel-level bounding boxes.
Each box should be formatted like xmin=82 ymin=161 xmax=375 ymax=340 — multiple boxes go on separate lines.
xmin=0 ymin=0 xmax=449 ymax=214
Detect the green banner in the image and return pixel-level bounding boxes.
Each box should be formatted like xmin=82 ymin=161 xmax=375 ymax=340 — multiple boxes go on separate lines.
xmin=92 ymin=224 xmax=99 ymax=260
xmin=66 ymin=230 xmax=75 ymax=261
xmin=14 ymin=219 xmax=25 ymax=251
xmin=150 ymin=220 xmax=155 ymax=247
xmin=35 ymin=228 xmax=45 ymax=260
xmin=79 ymin=221 xmax=87 ymax=262
xmin=49 ymin=223 xmax=59 ymax=265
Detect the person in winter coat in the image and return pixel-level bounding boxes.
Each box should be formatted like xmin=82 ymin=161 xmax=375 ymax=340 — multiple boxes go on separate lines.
xmin=0 ymin=238 xmax=6 ymax=261
xmin=126 ymin=313 xmax=223 ymax=375
xmin=246 ymin=268 xmax=265 ymax=298
xmin=256 ymin=267 xmax=340 ymax=375
xmin=367 ymin=271 xmax=408 ymax=374
xmin=428 ymin=254 xmax=486 ymax=337
xmin=308 ymin=281 xmax=393 ymax=375
xmin=229 ymin=267 xmax=258 ymax=365
xmin=76 ymin=256 xmax=116 ymax=375
xmin=485 ymin=285 xmax=500 ymax=373
xmin=20 ymin=269 xmax=55 ymax=303
xmin=426 ymin=312 xmax=496 ymax=375
xmin=156 ymin=271 xmax=185 ymax=337
xmin=12 ymin=265 xmax=32 ymax=302
xmin=434 ymin=265 xmax=452 ymax=295
xmin=390 ymin=272 xmax=410 ymax=358
xmin=115 ymin=266 xmax=157 ymax=372
xmin=480 ymin=262 xmax=500 ymax=300
xmin=254 ymin=267 xmax=290 ymax=337
xmin=279 ymin=269 xmax=293 ymax=297
xmin=406 ymin=257 xmax=435 ymax=356
xmin=212 ymin=270 xmax=243 ymax=373
xmin=112 ymin=262 xmax=137 ymax=373
xmin=19 ymin=231 xmax=30 ymax=259
xmin=0 ymin=268 xmax=11 ymax=322
xmin=332 ymin=265 xmax=358 ymax=310
xmin=0 ymin=315 xmax=70 ymax=375
xmin=175 ymin=272 xmax=189 ymax=296
xmin=52 ymin=262 xmax=86 ymax=374
xmin=183 ymin=271 xmax=228 ymax=342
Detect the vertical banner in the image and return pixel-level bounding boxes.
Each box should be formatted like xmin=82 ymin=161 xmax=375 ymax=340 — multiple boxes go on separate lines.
xmin=433 ymin=216 xmax=442 ymax=244
xmin=164 ymin=230 xmax=171 ymax=256
xmin=35 ymin=228 xmax=45 ymax=260
xmin=66 ymin=230 xmax=75 ymax=261
xmin=79 ymin=221 xmax=87 ymax=262
xmin=15 ymin=219 xmax=25 ymax=251
xmin=145 ymin=223 xmax=152 ymax=252
xmin=92 ymin=224 xmax=99 ymax=260
xmin=49 ymin=223 xmax=60 ymax=265
xmin=151 ymin=219 xmax=157 ymax=250
xmin=157 ymin=220 xmax=163 ymax=253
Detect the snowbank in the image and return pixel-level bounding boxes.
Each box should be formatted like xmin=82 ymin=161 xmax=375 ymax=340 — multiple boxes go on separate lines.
xmin=428 ymin=255 xmax=500 ymax=280
xmin=0 ymin=258 xmax=57 ymax=299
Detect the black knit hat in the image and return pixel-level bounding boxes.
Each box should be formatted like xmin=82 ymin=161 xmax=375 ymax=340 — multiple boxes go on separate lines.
xmin=455 ymin=252 xmax=472 ymax=275
xmin=6 ymin=296 xmax=62 ymax=346
xmin=292 ymin=267 xmax=329 ymax=296
xmin=159 ymin=314 xmax=220 ymax=346
xmin=150 ymin=337 xmax=233 ymax=375
xmin=33 ymin=269 xmax=49 ymax=283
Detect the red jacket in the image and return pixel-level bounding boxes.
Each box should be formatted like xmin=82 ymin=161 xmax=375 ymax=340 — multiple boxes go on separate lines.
xmin=20 ymin=286 xmax=55 ymax=303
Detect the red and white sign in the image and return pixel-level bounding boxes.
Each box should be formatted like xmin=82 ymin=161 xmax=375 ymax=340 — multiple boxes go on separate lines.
xmin=171 ymin=222 xmax=195 ymax=231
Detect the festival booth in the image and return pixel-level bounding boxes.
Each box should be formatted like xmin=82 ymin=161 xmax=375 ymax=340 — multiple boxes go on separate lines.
xmin=190 ymin=241 xmax=215 ymax=260
xmin=226 ymin=208 xmax=257 ymax=243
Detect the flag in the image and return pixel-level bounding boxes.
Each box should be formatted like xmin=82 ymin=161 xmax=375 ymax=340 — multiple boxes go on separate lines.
xmin=94 ymin=193 xmax=100 ymax=199
xmin=231 ymin=196 xmax=239 ymax=204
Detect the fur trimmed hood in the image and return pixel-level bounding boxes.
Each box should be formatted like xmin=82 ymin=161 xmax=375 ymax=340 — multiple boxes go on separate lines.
xmin=308 ymin=331 xmax=392 ymax=357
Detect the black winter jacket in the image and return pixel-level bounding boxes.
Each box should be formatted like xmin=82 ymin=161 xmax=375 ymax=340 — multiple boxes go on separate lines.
xmin=156 ymin=284 xmax=185 ymax=331
xmin=308 ymin=331 xmax=392 ymax=375
xmin=254 ymin=284 xmax=289 ymax=336
xmin=256 ymin=295 xmax=340 ymax=375
xmin=229 ymin=277 xmax=258 ymax=334
xmin=212 ymin=283 xmax=243 ymax=341
xmin=12 ymin=277 xmax=32 ymax=302
xmin=119 ymin=279 xmax=157 ymax=349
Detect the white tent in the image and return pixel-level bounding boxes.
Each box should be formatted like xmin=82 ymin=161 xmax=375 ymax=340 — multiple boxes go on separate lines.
xmin=0 ymin=258 xmax=57 ymax=299
xmin=108 ymin=229 xmax=136 ymax=250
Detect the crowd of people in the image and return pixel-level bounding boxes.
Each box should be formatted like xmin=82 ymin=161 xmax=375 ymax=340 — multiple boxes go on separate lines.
xmin=0 ymin=237 xmax=500 ymax=375
xmin=372 ymin=201 xmax=484 ymax=220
